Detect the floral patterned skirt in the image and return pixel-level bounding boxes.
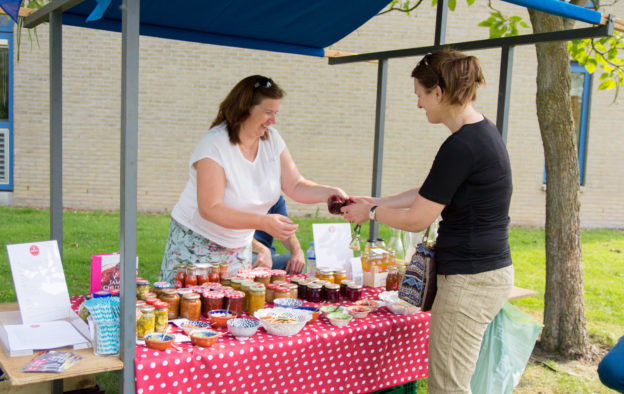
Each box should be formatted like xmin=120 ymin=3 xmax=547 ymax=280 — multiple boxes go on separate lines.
xmin=159 ymin=218 xmax=252 ymax=283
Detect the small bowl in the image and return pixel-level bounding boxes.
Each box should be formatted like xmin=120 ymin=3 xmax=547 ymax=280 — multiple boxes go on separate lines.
xmin=208 ymin=310 xmax=236 ymax=329
xmin=227 ymin=318 xmax=261 ymax=340
xmin=180 ymin=320 xmax=211 ymax=335
xmin=326 ymin=312 xmax=353 ymax=328
xmin=347 ymin=305 xmax=371 ymax=318
xmin=319 ymin=305 xmax=347 ymax=316
xmin=189 ymin=329 xmax=222 ymax=347
xmin=355 ymin=299 xmax=380 ymax=311
xmin=143 ymin=333 xmax=175 ymax=351
xmin=273 ymin=298 xmax=303 ymax=308
xmin=295 ymin=306 xmax=320 ymax=323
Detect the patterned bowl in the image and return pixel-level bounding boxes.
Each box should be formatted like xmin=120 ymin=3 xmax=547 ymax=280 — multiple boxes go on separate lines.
xmin=227 ymin=318 xmax=261 ymax=340
xmin=254 ymin=308 xmax=311 ymax=336
xmin=144 ymin=333 xmax=175 ymax=351
xmin=295 ymin=306 xmax=320 ymax=323
xmin=273 ymin=298 xmax=303 ymax=308
xmin=326 ymin=312 xmax=353 ymax=328
xmin=346 ymin=305 xmax=372 ymax=319
xmin=319 ymin=305 xmax=347 ymax=316
xmin=208 ymin=310 xmax=236 ymax=329
xmin=180 ymin=320 xmax=211 ymax=336
xmin=189 ymin=329 xmax=222 ymax=347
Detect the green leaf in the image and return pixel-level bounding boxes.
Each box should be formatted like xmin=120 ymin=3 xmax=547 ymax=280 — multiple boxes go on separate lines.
xmin=448 ymin=0 xmax=456 ymax=11
xmin=598 ymin=79 xmax=616 ymax=90
xmin=595 ymin=41 xmax=608 ymax=52
xmin=608 ymin=48 xmax=618 ymax=60
xmin=520 ymin=21 xmax=529 ymax=28
xmin=466 ymin=0 xmax=475 ymax=5
xmin=585 ymin=58 xmax=597 ymax=73
xmin=600 ymin=72 xmax=610 ymax=81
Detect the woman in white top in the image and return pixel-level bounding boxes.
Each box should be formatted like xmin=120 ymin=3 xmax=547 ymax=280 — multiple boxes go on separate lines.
xmin=160 ymin=75 xmax=347 ymax=282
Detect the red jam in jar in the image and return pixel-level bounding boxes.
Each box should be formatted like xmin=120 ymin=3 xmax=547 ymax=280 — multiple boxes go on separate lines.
xmin=306 ymin=283 xmax=323 ymax=303
xmin=347 ymin=283 xmax=363 ymax=302
xmin=324 ymin=283 xmax=340 ymax=303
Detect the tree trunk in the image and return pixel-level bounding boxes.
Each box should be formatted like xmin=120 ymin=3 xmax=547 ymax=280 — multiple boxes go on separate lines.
xmin=528 ymin=9 xmax=589 ymax=358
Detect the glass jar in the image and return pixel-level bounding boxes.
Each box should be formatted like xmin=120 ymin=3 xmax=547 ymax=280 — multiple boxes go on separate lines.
xmin=185 ymin=265 xmax=198 ymax=287
xmin=270 ymin=269 xmax=287 ymax=283
xmin=297 ymin=280 xmax=309 ymax=301
xmin=144 ymin=297 xmax=159 ymax=306
xmin=306 ymin=283 xmax=323 ymax=303
xmin=136 ymin=279 xmax=150 ymax=299
xmin=230 ymin=277 xmax=243 ymax=292
xmin=137 ymin=305 xmax=155 ymax=339
xmin=219 ymin=263 xmax=229 ymax=277
xmin=286 ymin=283 xmax=298 ymax=299
xmin=273 ymin=286 xmax=290 ymax=301
xmin=196 ymin=263 xmax=210 ymax=285
xmin=225 ymin=291 xmax=244 ymax=317
xmin=317 ymin=269 xmax=334 ymax=283
xmin=174 ymin=264 xmax=187 ymax=288
xmin=340 ymin=280 xmax=353 ymax=299
xmin=153 ymin=281 xmax=172 ymax=298
xmin=202 ymin=291 xmax=224 ymax=316
xmin=220 ymin=275 xmax=232 ymax=287
xmin=254 ymin=272 xmax=271 ymax=286
xmin=135 ymin=300 xmax=146 ymax=322
xmin=397 ymin=263 xmax=406 ymax=287
xmin=180 ymin=293 xmax=201 ymax=321
xmin=154 ymin=301 xmax=169 ymax=333
xmin=324 ymin=283 xmax=340 ymax=303
xmin=333 ymin=270 xmax=348 ymax=285
xmin=248 ymin=285 xmax=266 ymax=316
xmin=209 ymin=265 xmax=221 ymax=283
xmin=242 ymin=280 xmax=256 ymax=313
xmin=386 ymin=266 xmax=399 ymax=291
xmin=347 ymin=283 xmax=363 ymax=302
xmin=265 ymin=283 xmax=277 ymax=304
xmin=159 ymin=288 xmax=180 ymax=319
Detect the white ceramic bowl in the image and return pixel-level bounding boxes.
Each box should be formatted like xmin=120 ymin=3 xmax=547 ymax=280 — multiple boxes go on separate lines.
xmin=319 ymin=305 xmax=347 ymax=316
xmin=273 ymin=298 xmax=303 ymax=308
xmin=379 ymin=291 xmax=420 ymax=315
xmin=254 ymin=308 xmax=311 ymax=336
xmin=227 ymin=318 xmax=260 ymax=340
xmin=326 ymin=311 xmax=353 ymax=327
xmin=346 ymin=305 xmax=371 ymax=319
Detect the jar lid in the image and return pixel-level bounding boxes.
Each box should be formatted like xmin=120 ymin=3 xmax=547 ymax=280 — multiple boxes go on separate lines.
xmin=318 ymin=268 xmax=333 ymax=274
xmin=175 ymin=264 xmax=187 ymax=269
xmin=266 ymin=283 xmax=279 ymax=290
xmin=230 ymin=277 xmax=243 ymax=284
xmin=274 ymin=286 xmax=290 ymax=293
xmin=110 ymin=288 xmax=120 ymax=296
xmin=251 ymin=286 xmax=266 ymax=293
xmin=183 ymin=293 xmax=200 ymax=300
xmin=136 ymin=300 xmax=146 ymax=307
xmin=285 ymin=283 xmax=298 ymax=289
xmin=341 ymin=280 xmax=353 ymax=285
xmin=334 ymin=270 xmax=347 ymax=275
xmin=194 ymin=263 xmax=211 ymax=269
xmin=289 ymin=277 xmax=301 ymax=284
xmin=228 ymin=291 xmax=245 ymax=299
xmin=324 ymin=283 xmax=340 ymax=290
xmin=242 ymin=282 xmax=255 ymax=290
xmin=144 ymin=291 xmax=156 ymax=298
xmin=270 ymin=269 xmax=287 ymax=276
xmin=273 ymin=280 xmax=288 ymax=286
xmin=348 ymin=283 xmax=363 ymax=289
xmin=153 ymin=301 xmax=169 ymax=309
xmin=92 ymin=290 xmax=111 ymax=298
xmin=153 ymin=281 xmax=171 ymax=289
xmin=140 ymin=305 xmax=155 ymax=313
xmin=162 ymin=288 xmax=178 ymax=295
xmin=254 ymin=271 xmax=271 ymax=278
xmin=144 ymin=297 xmax=159 ymax=305
xmin=177 ymin=288 xmax=193 ymax=295
xmin=203 ymin=291 xmax=224 ymax=299
xmin=136 ymin=279 xmax=149 ymax=285
xmin=307 ymin=283 xmax=322 ymax=289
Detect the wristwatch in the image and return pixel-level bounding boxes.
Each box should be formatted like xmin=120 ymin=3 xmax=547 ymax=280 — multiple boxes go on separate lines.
xmin=369 ymin=205 xmax=378 ymax=221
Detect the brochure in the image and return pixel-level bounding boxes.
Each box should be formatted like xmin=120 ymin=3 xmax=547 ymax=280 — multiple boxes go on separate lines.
xmin=90 ymin=253 xmax=138 ymax=293
xmin=22 ymin=350 xmax=83 ymax=373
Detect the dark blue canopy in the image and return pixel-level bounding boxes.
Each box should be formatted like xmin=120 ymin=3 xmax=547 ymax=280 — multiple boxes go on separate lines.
xmin=62 ymin=0 xmax=391 ymax=57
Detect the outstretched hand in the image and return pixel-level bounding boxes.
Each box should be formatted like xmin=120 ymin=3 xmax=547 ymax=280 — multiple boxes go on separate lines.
xmin=341 ymin=198 xmax=373 ymax=225
xmin=263 ymin=214 xmax=298 ymax=241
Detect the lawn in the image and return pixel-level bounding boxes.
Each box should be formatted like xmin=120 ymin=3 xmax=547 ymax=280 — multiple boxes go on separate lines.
xmin=0 ymin=206 xmax=622 ymax=393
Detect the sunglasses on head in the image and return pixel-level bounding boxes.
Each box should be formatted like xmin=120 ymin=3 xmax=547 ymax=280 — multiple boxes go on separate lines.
xmin=420 ymin=53 xmax=444 ymax=91
xmin=254 ymin=77 xmax=273 ymax=90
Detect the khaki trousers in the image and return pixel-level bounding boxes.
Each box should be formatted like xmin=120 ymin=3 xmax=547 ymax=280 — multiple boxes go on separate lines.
xmin=428 ymin=265 xmax=514 ymax=394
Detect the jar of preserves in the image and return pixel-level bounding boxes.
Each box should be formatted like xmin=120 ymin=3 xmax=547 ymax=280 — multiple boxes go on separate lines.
xmin=136 ymin=279 xmax=150 ymax=299
xmin=254 ymin=271 xmax=271 ymax=286
xmin=230 ymin=277 xmax=243 ymax=292
xmin=248 ymin=285 xmax=266 ymax=316
xmin=270 ymin=269 xmax=287 ymax=283
xmin=159 ymin=288 xmax=180 ymax=319
xmin=317 ymin=269 xmax=334 ymax=283
xmin=220 ymin=275 xmax=232 ymax=287
xmin=185 ymin=265 xmax=198 ymax=287
xmin=397 ymin=263 xmax=406 ymax=287
xmin=340 ymin=280 xmax=353 ymax=299
xmin=209 ymin=264 xmax=221 ymax=283
xmin=137 ymin=305 xmax=155 ymax=339
xmin=110 ymin=288 xmax=120 ymax=297
xmin=333 ymin=270 xmax=348 ymax=285
xmin=153 ymin=301 xmax=169 ymax=333
xmin=297 ymin=279 xmax=309 ymax=301
xmin=347 ymin=283 xmax=363 ymax=302
xmin=180 ymin=293 xmax=201 ymax=321
xmin=265 ymin=283 xmax=277 ymax=304
xmin=273 ymin=286 xmax=290 ymax=301
xmin=242 ymin=280 xmax=256 ymax=313
xmin=219 ymin=263 xmax=229 ymax=276
xmin=195 ymin=263 xmax=210 ymax=285
xmin=306 ymin=283 xmax=323 ymax=303
xmin=286 ymin=283 xmax=298 ymax=299
xmin=153 ymin=281 xmax=172 ymax=297
xmin=386 ymin=266 xmax=399 ymax=291
xmin=135 ymin=300 xmax=146 ymax=322
xmin=144 ymin=297 xmax=159 ymax=306
xmin=174 ymin=264 xmax=187 ymax=288
xmin=202 ymin=291 xmax=224 ymax=316
xmin=225 ymin=291 xmax=244 ymax=317
xmin=324 ymin=283 xmax=340 ymax=303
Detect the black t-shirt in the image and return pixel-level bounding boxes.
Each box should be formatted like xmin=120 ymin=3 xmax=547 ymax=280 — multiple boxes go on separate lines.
xmin=419 ymin=117 xmax=512 ymax=275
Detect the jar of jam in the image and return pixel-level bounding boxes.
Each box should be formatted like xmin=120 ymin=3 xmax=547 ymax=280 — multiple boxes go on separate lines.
xmin=180 ymin=292 xmax=201 ymax=320
xmin=306 ymin=283 xmax=323 ymax=303
xmin=136 ymin=279 xmax=150 ymax=299
xmin=270 ymin=269 xmax=287 ymax=283
xmin=248 ymin=285 xmax=266 ymax=316
xmin=209 ymin=264 xmax=221 ymax=283
xmin=202 ymin=291 xmax=224 ymax=316
xmin=153 ymin=281 xmax=172 ymax=297
xmin=286 ymin=283 xmax=298 ymax=299
xmin=137 ymin=305 xmax=155 ymax=339
xmin=254 ymin=271 xmax=271 ymax=286
xmin=219 ymin=263 xmax=229 ymax=276
xmin=347 ymin=283 xmax=363 ymax=302
xmin=324 ymin=283 xmax=340 ymax=303
xmin=153 ymin=301 xmax=169 ymax=333
xmin=386 ymin=266 xmax=399 ymax=291
xmin=340 ymin=280 xmax=353 ymax=299
xmin=220 ymin=275 xmax=232 ymax=287
xmin=159 ymin=288 xmax=180 ymax=319
xmin=241 ymin=280 xmax=255 ymax=313
xmin=273 ymin=286 xmax=290 ymax=301
xmin=195 ymin=263 xmax=210 ymax=285
xmin=265 ymin=283 xmax=277 ymax=304
xmin=185 ymin=265 xmax=198 ymax=287
xmin=230 ymin=278 xmax=243 ymax=292
xmin=110 ymin=288 xmax=120 ymax=297
xmin=297 ymin=280 xmax=309 ymax=301
xmin=333 ymin=270 xmax=348 ymax=285
xmin=225 ymin=291 xmax=244 ymax=317
xmin=317 ymin=269 xmax=334 ymax=283
xmin=174 ymin=264 xmax=187 ymax=288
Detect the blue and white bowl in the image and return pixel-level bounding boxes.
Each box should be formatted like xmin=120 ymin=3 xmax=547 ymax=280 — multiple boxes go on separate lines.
xmin=273 ymin=298 xmax=303 ymax=308
xmin=227 ymin=318 xmax=260 ymax=340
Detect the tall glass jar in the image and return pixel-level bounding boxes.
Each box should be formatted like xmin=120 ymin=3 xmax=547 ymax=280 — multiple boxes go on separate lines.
xmin=185 ymin=265 xmax=198 ymax=287
xmin=386 ymin=266 xmax=399 ymax=291
xmin=306 ymin=283 xmax=322 ymax=303
xmin=137 ymin=305 xmax=155 ymax=339
xmin=159 ymin=288 xmax=180 ymax=319
xmin=180 ymin=293 xmax=201 ymax=321
xmin=209 ymin=264 xmax=221 ymax=283
xmin=136 ymin=279 xmax=150 ymax=300
xmin=230 ymin=277 xmax=243 ymax=292
xmin=225 ymin=291 xmax=244 ymax=317
xmin=154 ymin=301 xmax=169 ymax=333
xmin=202 ymin=292 xmax=224 ymax=316
xmin=324 ymin=283 xmax=340 ymax=303
xmin=248 ymin=285 xmax=266 ymax=316
xmin=196 ymin=263 xmax=210 ymax=285
xmin=241 ymin=280 xmax=255 ymax=313
xmin=333 ymin=270 xmax=348 ymax=285
xmin=174 ymin=264 xmax=187 ymax=289
xmin=265 ymin=283 xmax=277 ymax=304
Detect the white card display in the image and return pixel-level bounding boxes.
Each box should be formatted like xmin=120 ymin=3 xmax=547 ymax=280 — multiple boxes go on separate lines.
xmin=6 ymin=241 xmax=72 ymax=324
xmin=312 ymin=223 xmax=353 ymax=272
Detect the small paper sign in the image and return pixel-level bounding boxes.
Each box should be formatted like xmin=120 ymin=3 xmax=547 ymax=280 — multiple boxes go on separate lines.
xmin=312 ymin=223 xmax=353 ymax=272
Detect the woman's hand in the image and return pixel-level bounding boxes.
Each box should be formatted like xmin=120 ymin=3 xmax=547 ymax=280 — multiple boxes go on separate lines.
xmin=262 ymin=214 xmax=299 ymax=241
xmin=341 ymin=198 xmax=373 ymax=225
xmin=285 ymin=248 xmax=305 ymax=275
xmin=252 ymin=247 xmax=273 ymax=270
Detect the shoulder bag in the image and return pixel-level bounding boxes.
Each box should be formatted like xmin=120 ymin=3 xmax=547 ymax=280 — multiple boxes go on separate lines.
xmin=398 ymin=226 xmax=437 ymax=312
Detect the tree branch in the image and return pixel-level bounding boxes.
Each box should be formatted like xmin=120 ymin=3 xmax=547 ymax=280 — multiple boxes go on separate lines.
xmin=378 ymin=0 xmax=425 ymax=16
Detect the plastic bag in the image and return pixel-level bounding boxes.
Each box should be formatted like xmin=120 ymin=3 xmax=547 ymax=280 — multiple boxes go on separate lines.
xmin=470 ymin=302 xmax=542 ymax=394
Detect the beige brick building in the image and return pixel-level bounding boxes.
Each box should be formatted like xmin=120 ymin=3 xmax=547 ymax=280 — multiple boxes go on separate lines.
xmin=5 ymin=2 xmax=624 ymax=227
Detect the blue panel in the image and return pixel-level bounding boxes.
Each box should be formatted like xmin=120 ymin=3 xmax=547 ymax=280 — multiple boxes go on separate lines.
xmin=0 ymin=31 xmax=12 ymax=191
xmin=63 ymin=0 xmax=391 ymax=56
xmin=501 ymin=0 xmax=602 ymax=25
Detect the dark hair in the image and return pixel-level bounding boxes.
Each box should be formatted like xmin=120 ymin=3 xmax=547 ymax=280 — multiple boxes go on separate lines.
xmin=411 ymin=49 xmax=485 ymax=106
xmin=211 ymin=75 xmax=285 ymax=144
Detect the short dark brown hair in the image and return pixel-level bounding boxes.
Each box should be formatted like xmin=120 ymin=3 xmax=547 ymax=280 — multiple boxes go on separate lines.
xmin=211 ymin=75 xmax=285 ymax=144
xmin=411 ymin=49 xmax=485 ymax=106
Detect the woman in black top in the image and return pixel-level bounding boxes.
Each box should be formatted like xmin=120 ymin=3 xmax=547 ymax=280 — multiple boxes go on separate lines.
xmin=342 ymin=49 xmax=514 ymax=393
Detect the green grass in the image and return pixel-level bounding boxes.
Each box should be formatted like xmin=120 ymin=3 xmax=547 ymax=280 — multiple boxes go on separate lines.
xmin=1 ymin=206 xmax=622 ymax=393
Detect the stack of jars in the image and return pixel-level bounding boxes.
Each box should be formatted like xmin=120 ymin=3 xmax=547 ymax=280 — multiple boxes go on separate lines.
xmin=361 ymin=238 xmax=397 ymax=273
xmin=296 ymin=277 xmax=362 ymax=303
xmin=174 ymin=263 xmax=226 ymax=289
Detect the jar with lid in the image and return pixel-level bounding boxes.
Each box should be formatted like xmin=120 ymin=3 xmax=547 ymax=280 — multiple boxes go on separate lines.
xmin=285 ymin=283 xmax=298 ymax=299
xmin=180 ymin=293 xmax=201 ymax=321
xmin=153 ymin=281 xmax=172 ymax=298
xmin=144 ymin=297 xmax=159 ymax=306
xmin=241 ymin=280 xmax=255 ymax=313
xmin=220 ymin=275 xmax=232 ymax=287
xmin=136 ymin=279 xmax=150 ymax=299
xmin=185 ymin=265 xmax=198 ymax=287
xmin=209 ymin=264 xmax=221 ymax=283
xmin=333 ymin=270 xmax=348 ymax=285
xmin=153 ymin=301 xmax=169 ymax=333
xmin=248 ymin=285 xmax=266 ymax=315
xmin=135 ymin=300 xmax=146 ymax=322
xmin=202 ymin=291 xmax=224 ymax=316
xmin=270 ymin=270 xmax=287 ymax=283
xmin=225 ymin=291 xmax=244 ymax=317
xmin=254 ymin=271 xmax=271 ymax=286
xmin=159 ymin=289 xmax=180 ymax=319
xmin=386 ymin=266 xmax=399 ymax=291
xmin=219 ymin=263 xmax=229 ymax=277
xmin=137 ymin=305 xmax=155 ymax=339
xmin=324 ymin=283 xmax=340 ymax=303
xmin=297 ymin=280 xmax=309 ymax=301
xmin=273 ymin=286 xmax=290 ymax=301
xmin=230 ymin=277 xmax=243 ymax=292
xmin=265 ymin=283 xmax=277 ymax=304
xmin=306 ymin=283 xmax=323 ymax=303
xmin=195 ymin=263 xmax=210 ymax=285
xmin=174 ymin=265 xmax=187 ymax=288
xmin=347 ymin=283 xmax=363 ymax=302
xmin=317 ymin=269 xmax=334 ymax=283
xmin=340 ymin=280 xmax=353 ymax=299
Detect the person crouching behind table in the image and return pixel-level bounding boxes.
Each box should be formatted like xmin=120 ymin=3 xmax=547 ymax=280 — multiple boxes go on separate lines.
xmin=159 ymin=75 xmax=347 ymax=283
xmin=341 ymin=49 xmax=514 ymax=394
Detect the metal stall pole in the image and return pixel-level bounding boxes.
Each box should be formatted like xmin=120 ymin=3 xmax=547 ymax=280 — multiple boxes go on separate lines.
xmin=119 ymin=0 xmax=140 ymax=392
xmin=50 ymin=9 xmax=63 ymax=258
xmin=496 ymin=46 xmax=514 ymax=144
xmin=434 ymin=0 xmax=448 ymax=46
xmin=369 ymin=58 xmax=388 ymax=241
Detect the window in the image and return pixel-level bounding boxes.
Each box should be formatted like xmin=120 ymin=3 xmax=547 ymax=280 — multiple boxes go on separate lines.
xmin=0 ymin=17 xmax=12 ymax=190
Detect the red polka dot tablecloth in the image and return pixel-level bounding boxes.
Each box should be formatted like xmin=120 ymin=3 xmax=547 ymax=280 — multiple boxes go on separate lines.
xmin=71 ymin=288 xmax=429 ymax=394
